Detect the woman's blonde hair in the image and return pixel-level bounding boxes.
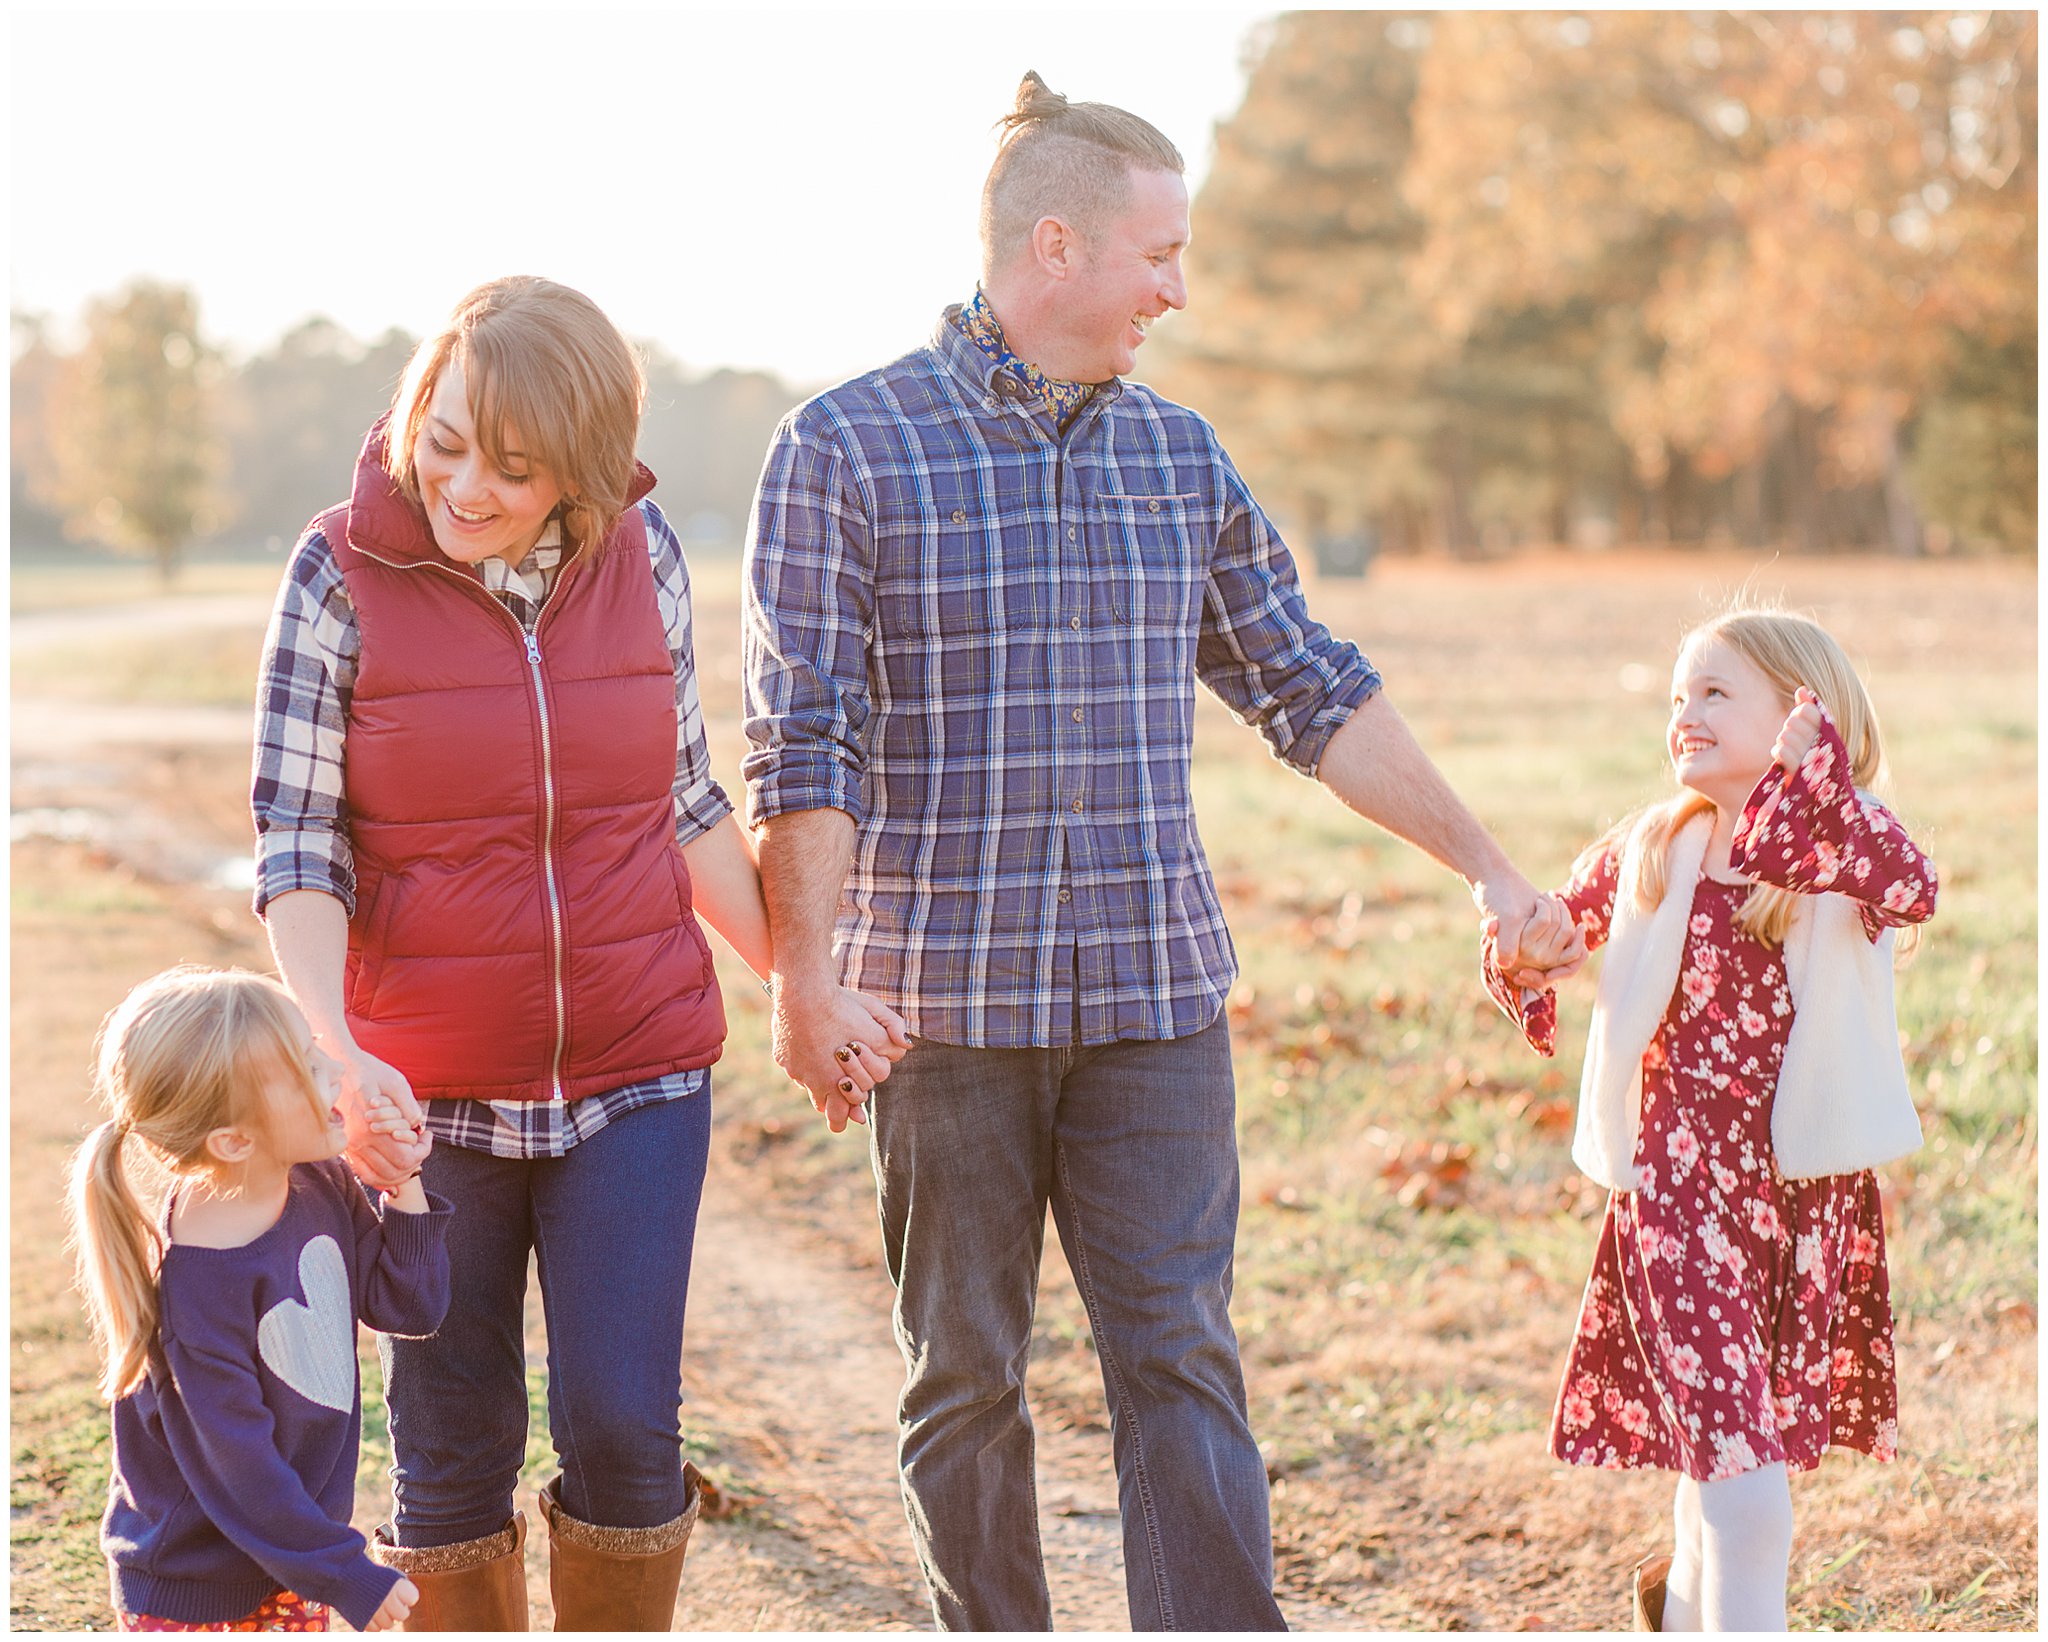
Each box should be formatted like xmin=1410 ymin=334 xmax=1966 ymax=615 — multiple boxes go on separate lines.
xmin=67 ymin=967 xmax=320 ymax=1400
xmin=1601 ymin=607 xmax=1892 ymax=948
xmin=385 ymin=276 xmax=646 ymax=557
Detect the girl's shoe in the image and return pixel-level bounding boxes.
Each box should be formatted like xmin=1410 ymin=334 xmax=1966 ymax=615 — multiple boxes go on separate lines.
xmin=1631 ymin=1552 xmax=1672 ymax=1631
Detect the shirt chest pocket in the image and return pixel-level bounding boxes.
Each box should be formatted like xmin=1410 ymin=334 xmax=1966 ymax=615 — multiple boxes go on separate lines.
xmin=872 ymin=510 xmax=1007 ymax=645
xmin=1097 ymin=492 xmax=1207 ymax=628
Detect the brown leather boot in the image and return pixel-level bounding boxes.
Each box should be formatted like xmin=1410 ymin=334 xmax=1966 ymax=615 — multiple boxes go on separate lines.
xmin=372 ymin=1513 xmax=529 ymax=1632
xmin=1632 ymin=1552 xmax=1672 ymax=1631
xmin=538 ymin=1466 xmax=701 ymax=1632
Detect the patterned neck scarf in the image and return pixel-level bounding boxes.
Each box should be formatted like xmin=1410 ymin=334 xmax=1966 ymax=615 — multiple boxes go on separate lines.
xmin=960 ymin=287 xmax=1097 ymax=426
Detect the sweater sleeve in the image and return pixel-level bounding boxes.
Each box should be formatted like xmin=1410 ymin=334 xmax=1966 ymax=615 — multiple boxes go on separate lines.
xmin=336 ymin=1166 xmax=454 ymax=1338
xmin=1729 ymin=713 xmax=1939 ymax=941
xmin=152 ymin=1298 xmax=399 ymax=1631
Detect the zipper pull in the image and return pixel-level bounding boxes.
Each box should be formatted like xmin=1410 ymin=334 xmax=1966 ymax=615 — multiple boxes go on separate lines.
xmin=525 ymin=632 xmax=541 ymax=666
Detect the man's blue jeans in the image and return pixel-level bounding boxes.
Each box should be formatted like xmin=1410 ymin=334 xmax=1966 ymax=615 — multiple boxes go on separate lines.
xmin=379 ymin=1091 xmax=711 ymax=1545
xmin=868 ymin=1017 xmax=1285 ymax=1630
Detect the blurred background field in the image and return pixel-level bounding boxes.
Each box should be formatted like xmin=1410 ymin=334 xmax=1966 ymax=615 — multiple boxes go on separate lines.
xmin=12 ymin=546 xmax=2035 ymax=1629
xmin=10 ymin=5 xmax=2036 ymax=1632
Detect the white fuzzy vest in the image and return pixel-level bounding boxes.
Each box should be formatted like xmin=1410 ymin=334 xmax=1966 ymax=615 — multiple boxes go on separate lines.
xmin=1572 ymin=810 xmax=1923 ymax=1190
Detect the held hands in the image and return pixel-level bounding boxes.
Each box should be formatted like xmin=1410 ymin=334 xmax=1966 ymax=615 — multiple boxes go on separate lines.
xmin=1472 ymin=872 xmax=1586 ymax=990
xmin=1485 ymin=892 xmax=1587 ymax=990
xmin=771 ymin=979 xmax=912 ymax=1133
xmin=364 ymin=1576 xmax=419 ymax=1631
xmin=1771 ymin=686 xmax=1827 ymax=777
xmin=332 ymin=1039 xmax=428 ymax=1192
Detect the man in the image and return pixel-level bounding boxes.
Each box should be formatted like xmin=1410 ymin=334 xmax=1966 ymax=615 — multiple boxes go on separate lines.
xmin=742 ymin=72 xmax=1577 ymax=1630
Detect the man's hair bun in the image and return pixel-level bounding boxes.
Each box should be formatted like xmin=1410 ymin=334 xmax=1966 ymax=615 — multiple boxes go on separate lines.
xmin=999 ymin=70 xmax=1068 ymax=140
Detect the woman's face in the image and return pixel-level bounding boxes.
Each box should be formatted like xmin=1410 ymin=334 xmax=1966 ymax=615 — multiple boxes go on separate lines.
xmin=413 ymin=360 xmax=566 ymax=568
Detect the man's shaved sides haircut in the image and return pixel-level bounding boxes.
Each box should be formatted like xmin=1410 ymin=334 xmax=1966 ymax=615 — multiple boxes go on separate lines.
xmin=980 ymin=71 xmax=1185 ymax=276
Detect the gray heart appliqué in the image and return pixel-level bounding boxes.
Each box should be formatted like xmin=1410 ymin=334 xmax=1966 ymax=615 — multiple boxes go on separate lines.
xmin=256 ymin=1235 xmax=355 ymax=1413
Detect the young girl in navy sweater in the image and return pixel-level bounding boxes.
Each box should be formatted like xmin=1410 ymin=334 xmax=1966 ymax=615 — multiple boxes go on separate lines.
xmin=69 ymin=967 xmax=453 ymax=1632
xmin=1485 ymin=610 xmax=1936 ymax=1630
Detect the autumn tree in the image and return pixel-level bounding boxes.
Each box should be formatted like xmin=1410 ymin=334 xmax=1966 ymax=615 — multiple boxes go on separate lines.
xmin=1405 ymin=10 xmax=2036 ymax=552
xmin=224 ymin=316 xmax=417 ymax=549
xmin=39 ymin=281 xmax=225 ymax=583
xmin=11 ymin=310 xmax=68 ymax=546
xmin=1145 ymin=12 xmax=1452 ymax=552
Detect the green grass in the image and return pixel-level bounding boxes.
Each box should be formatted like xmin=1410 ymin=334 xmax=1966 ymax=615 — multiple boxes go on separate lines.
xmin=11 ymin=628 xmax=270 ymax=709
xmin=11 ymin=555 xmax=285 ymax=615
xmin=12 ymin=548 xmax=2035 ymax=1630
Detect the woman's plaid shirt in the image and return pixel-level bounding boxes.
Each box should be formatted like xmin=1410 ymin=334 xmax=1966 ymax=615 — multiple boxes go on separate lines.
xmin=250 ymin=500 xmax=728 ymax=1157
xmin=742 ymin=308 xmax=1382 ymax=1049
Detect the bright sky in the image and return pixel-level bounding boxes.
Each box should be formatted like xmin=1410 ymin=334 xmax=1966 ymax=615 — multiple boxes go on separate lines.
xmin=11 ymin=6 xmax=1273 ymax=386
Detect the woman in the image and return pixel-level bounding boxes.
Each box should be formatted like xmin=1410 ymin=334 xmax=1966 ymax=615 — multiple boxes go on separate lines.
xmin=252 ymin=276 xmax=904 ymax=1631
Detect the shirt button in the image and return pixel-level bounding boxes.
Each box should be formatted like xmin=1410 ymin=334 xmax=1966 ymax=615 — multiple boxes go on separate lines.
xmin=1071 ymin=797 xmax=1084 ymax=813
xmin=1058 ymin=889 xmax=1072 ymax=904
xmin=1067 ymin=527 xmax=1077 ymax=542
xmin=1147 ymin=499 xmax=1161 ymax=514
xmin=1069 ymin=616 xmax=1082 ymax=631
xmin=1070 ymin=707 xmax=1083 ymax=723
xmin=950 ymin=509 xmax=966 ymax=524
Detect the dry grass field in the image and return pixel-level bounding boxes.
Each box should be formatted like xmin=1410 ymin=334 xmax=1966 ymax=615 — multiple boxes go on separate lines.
xmin=11 ymin=546 xmax=2035 ymax=1630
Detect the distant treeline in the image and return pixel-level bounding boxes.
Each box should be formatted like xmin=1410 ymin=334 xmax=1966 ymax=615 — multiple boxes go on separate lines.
xmin=1146 ymin=10 xmax=2036 ymax=556
xmin=10 ymin=300 xmax=804 ymax=575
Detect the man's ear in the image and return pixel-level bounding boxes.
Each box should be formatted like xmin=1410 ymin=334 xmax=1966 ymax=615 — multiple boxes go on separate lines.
xmin=1029 ymin=214 xmax=1080 ymax=279
xmin=203 ymin=1125 xmax=258 ymax=1169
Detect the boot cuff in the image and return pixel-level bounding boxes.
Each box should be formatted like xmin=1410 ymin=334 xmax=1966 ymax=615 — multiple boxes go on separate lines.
xmin=374 ymin=1513 xmax=525 ymax=1575
xmin=539 ymin=1465 xmax=702 ymax=1556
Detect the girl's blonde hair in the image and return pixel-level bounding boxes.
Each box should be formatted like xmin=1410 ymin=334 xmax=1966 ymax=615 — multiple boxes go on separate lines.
xmin=67 ymin=967 xmax=320 ymax=1400
xmin=1599 ymin=607 xmax=1892 ymax=949
xmin=384 ymin=276 xmax=646 ymax=557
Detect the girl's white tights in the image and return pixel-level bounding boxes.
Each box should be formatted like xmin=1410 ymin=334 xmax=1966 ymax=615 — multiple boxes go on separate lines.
xmin=1661 ymin=1463 xmax=1793 ymax=1631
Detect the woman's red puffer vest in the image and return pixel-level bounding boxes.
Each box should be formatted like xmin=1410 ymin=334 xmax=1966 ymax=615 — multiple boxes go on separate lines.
xmin=322 ymin=421 xmax=725 ymax=1102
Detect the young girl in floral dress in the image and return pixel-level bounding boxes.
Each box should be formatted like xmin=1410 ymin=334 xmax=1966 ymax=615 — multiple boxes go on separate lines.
xmin=1484 ymin=610 xmax=1937 ymax=1631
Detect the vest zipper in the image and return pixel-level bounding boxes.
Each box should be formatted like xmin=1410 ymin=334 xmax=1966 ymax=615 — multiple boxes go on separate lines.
xmin=523 ymin=628 xmax=570 ymax=1101
xmin=347 ymin=544 xmax=573 ymax=1101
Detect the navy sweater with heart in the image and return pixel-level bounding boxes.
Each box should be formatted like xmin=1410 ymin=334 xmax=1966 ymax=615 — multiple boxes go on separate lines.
xmin=102 ymin=1159 xmax=451 ymax=1630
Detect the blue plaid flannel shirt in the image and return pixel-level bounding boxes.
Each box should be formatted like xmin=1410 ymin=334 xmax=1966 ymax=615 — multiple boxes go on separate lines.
xmin=251 ymin=499 xmax=727 ymax=1157
xmin=742 ymin=307 xmax=1382 ymax=1049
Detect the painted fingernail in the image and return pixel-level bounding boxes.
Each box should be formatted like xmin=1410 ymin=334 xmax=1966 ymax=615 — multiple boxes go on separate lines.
xmin=839 ymin=1078 xmax=855 ymax=1094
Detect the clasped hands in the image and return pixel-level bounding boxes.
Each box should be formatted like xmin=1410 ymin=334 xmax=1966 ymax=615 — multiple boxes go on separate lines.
xmin=771 ymin=978 xmax=912 ymax=1133
xmin=1479 ymin=880 xmax=1589 ymax=993
xmin=328 ymin=1039 xmax=432 ymax=1194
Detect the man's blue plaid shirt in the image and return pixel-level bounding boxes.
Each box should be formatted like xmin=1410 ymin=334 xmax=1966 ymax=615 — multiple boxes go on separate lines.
xmin=742 ymin=307 xmax=1383 ymax=1049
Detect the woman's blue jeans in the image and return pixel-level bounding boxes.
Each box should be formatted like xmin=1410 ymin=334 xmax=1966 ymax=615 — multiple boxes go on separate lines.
xmin=379 ymin=1090 xmax=711 ymax=1546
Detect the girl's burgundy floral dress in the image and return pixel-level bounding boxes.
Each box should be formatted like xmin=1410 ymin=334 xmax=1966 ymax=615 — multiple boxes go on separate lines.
xmin=1487 ymin=719 xmax=1937 ymax=1482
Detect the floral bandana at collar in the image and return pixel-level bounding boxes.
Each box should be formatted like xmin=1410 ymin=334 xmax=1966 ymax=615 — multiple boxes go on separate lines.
xmin=960 ymin=287 xmax=1097 ymax=427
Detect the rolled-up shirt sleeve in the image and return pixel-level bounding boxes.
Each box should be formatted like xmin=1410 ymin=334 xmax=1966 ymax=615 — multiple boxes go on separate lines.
xmin=1194 ymin=444 xmax=1382 ymax=775
xmin=644 ymin=501 xmax=736 ymax=848
xmin=741 ymin=410 xmax=875 ymax=826
xmin=251 ymin=530 xmax=358 ymax=917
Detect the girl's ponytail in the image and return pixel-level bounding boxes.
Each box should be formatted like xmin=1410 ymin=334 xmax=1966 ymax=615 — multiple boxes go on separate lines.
xmin=66 ymin=965 xmax=315 ymax=1401
xmin=68 ymin=1118 xmax=164 ymax=1400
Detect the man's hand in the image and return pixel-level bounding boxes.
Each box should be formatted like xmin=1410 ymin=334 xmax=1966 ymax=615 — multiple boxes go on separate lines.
xmin=1475 ymin=873 xmax=1585 ymax=989
xmin=772 ymin=979 xmax=911 ymax=1133
xmin=329 ymin=1039 xmax=424 ymax=1190
xmin=1486 ymin=892 xmax=1587 ymax=989
xmin=1771 ymin=686 xmax=1827 ymax=777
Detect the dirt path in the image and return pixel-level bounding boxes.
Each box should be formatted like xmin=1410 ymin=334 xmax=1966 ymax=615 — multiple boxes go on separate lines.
xmin=668 ymin=1172 xmax=1132 ymax=1631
